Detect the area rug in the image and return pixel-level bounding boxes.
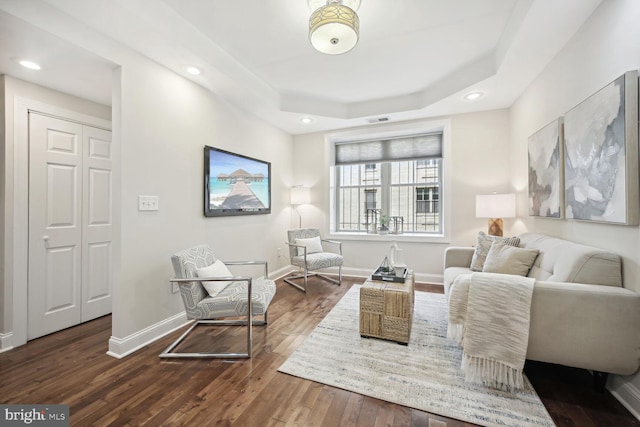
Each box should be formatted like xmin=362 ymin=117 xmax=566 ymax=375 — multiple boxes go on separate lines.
xmin=278 ymin=286 xmax=555 ymax=427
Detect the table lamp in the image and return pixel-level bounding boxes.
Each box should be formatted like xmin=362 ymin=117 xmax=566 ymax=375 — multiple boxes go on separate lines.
xmin=475 ymin=193 xmax=516 ymax=236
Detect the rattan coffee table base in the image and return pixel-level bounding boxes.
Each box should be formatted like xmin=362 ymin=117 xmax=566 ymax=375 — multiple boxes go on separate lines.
xmin=359 ymin=271 xmax=414 ymax=344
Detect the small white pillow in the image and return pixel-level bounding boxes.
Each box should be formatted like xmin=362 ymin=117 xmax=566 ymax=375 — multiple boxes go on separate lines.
xmin=482 ymin=241 xmax=539 ymax=276
xmin=295 ymin=236 xmax=323 ymax=256
xmin=196 ymin=260 xmax=233 ymax=297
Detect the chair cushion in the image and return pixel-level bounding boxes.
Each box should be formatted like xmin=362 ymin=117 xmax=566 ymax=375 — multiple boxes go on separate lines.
xmin=196 ymin=278 xmax=276 ymax=319
xmin=196 ymin=260 xmax=233 ymax=297
xmin=292 ymin=252 xmax=344 ymax=270
xmin=295 ymin=236 xmax=323 ymax=256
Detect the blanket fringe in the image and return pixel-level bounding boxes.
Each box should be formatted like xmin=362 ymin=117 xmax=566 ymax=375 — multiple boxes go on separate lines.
xmin=462 ymin=354 xmax=524 ymax=391
xmin=447 ymin=322 xmax=465 ymax=344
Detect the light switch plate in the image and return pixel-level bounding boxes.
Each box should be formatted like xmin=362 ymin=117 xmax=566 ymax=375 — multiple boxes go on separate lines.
xmin=138 ymin=195 xmax=159 ymax=211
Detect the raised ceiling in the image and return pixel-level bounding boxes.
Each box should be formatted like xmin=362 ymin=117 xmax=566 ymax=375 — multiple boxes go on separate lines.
xmin=0 ymin=0 xmax=603 ymax=134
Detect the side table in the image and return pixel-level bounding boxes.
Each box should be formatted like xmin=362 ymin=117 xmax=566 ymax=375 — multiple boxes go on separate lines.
xmin=359 ymin=270 xmax=415 ymax=344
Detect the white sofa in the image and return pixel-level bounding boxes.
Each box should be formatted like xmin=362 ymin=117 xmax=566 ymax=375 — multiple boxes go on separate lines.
xmin=444 ymin=232 xmax=640 ymax=389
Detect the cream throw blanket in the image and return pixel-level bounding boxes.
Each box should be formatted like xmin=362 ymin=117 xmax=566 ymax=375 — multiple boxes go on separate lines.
xmin=447 ymin=272 xmax=535 ymax=390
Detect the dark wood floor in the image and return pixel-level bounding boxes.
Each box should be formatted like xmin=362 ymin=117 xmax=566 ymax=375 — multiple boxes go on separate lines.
xmin=1 ymin=277 xmax=638 ymax=426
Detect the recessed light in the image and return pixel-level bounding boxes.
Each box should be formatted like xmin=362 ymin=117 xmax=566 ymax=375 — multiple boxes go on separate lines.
xmin=464 ymin=91 xmax=484 ymax=101
xmin=300 ymin=117 xmax=313 ymax=124
xmin=186 ymin=66 xmax=201 ymax=75
xmin=17 ymin=59 xmax=41 ymax=70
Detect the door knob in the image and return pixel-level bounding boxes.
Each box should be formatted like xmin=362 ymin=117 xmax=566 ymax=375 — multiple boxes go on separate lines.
xmin=43 ymin=235 xmax=50 ymax=248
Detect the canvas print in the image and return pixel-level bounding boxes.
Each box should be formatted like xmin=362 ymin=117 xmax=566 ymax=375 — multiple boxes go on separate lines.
xmin=563 ymin=72 xmax=638 ymax=224
xmin=528 ymin=119 xmax=562 ymax=218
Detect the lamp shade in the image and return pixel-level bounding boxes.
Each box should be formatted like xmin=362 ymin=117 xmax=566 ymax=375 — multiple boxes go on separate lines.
xmin=476 ymin=193 xmax=516 ymax=218
xmin=309 ymin=3 xmax=359 ymax=54
xmin=291 ymin=186 xmax=311 ymax=205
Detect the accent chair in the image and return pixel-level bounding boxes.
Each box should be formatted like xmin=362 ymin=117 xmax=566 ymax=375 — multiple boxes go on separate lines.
xmin=160 ymin=244 xmax=276 ymax=359
xmin=284 ymin=228 xmax=343 ymax=292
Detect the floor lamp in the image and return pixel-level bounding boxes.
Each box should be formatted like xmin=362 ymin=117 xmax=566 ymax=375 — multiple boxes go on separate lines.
xmin=475 ymin=193 xmax=516 ymax=236
xmin=291 ymin=186 xmax=311 ymax=228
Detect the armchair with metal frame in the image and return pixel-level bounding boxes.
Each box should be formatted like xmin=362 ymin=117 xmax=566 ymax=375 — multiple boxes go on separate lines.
xmin=284 ymin=228 xmax=343 ymax=292
xmin=160 ymin=244 xmax=276 ymax=359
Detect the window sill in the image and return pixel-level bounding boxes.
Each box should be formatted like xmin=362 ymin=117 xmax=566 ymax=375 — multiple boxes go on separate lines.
xmin=327 ymin=232 xmax=450 ymax=244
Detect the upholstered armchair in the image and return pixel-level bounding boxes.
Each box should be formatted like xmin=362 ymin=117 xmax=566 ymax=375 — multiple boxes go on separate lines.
xmin=160 ymin=244 xmax=276 ymax=359
xmin=284 ymin=228 xmax=343 ymax=292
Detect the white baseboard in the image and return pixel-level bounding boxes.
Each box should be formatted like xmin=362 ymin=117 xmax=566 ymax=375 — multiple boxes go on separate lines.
xmin=106 ymin=266 xmax=443 ymax=359
xmin=270 ymin=265 xmax=297 ymax=280
xmin=609 ymin=375 xmax=640 ymax=421
xmin=338 ymin=266 xmax=444 ymax=285
xmin=277 ymin=265 xmax=444 ymax=286
xmin=0 ymin=332 xmax=14 ymax=353
xmin=107 ymin=312 xmax=191 ymax=359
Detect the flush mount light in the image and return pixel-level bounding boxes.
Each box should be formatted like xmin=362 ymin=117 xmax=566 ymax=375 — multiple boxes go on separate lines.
xmin=300 ymin=117 xmax=313 ymax=124
xmin=464 ymin=91 xmax=484 ymax=101
xmin=308 ymin=0 xmax=360 ymax=11
xmin=17 ymin=59 xmax=41 ymax=70
xmin=186 ymin=66 xmax=201 ymax=75
xmin=309 ymin=0 xmax=360 ymax=55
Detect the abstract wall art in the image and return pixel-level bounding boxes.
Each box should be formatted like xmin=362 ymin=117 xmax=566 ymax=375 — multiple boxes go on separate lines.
xmin=563 ymin=71 xmax=639 ymax=225
xmin=528 ymin=118 xmax=563 ymax=218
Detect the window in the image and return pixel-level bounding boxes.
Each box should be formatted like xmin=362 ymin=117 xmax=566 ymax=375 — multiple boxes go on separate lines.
xmin=333 ymin=132 xmax=443 ymax=235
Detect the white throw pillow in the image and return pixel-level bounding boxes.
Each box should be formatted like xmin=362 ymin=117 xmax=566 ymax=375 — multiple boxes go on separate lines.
xmin=470 ymin=231 xmax=520 ymax=272
xmin=295 ymin=236 xmax=323 ymax=256
xmin=482 ymin=241 xmax=539 ymax=276
xmin=196 ymin=260 xmax=233 ymax=297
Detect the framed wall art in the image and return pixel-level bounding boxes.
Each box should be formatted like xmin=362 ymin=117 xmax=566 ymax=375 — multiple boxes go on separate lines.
xmin=528 ymin=118 xmax=563 ymax=218
xmin=204 ymin=146 xmax=271 ymax=217
xmin=563 ymin=71 xmax=639 ymax=225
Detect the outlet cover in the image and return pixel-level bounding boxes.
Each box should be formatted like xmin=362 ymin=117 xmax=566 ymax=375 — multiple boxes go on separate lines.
xmin=138 ymin=195 xmax=159 ymax=211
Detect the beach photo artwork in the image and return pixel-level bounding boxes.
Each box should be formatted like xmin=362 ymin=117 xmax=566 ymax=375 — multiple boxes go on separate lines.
xmin=204 ymin=146 xmax=271 ymax=216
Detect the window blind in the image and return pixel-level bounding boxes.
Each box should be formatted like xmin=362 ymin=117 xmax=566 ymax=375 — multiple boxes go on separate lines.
xmin=334 ymin=132 xmax=443 ymax=165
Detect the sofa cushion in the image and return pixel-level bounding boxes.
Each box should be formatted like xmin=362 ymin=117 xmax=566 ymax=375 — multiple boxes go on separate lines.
xmin=482 ymin=241 xmax=539 ymax=276
xmin=519 ymin=233 xmax=622 ymax=286
xmin=470 ymin=231 xmax=520 ymax=271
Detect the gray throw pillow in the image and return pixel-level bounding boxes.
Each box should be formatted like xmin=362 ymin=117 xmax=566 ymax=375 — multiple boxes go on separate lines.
xmin=482 ymin=241 xmax=540 ymax=276
xmin=469 ymin=231 xmax=520 ymax=272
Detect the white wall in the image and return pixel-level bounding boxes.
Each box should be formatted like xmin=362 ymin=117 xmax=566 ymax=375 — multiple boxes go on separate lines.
xmin=112 ymin=55 xmax=293 ymax=346
xmin=292 ymin=109 xmax=512 ymax=283
xmin=509 ymin=0 xmax=640 ymax=415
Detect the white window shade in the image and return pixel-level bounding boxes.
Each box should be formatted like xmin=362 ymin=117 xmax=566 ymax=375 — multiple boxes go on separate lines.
xmin=335 ymin=133 xmax=443 ymax=165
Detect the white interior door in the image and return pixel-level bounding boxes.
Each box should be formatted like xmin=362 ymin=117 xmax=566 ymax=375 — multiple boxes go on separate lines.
xmin=82 ymin=126 xmax=113 ymax=322
xmin=28 ymin=114 xmax=83 ymax=339
xmin=28 ymin=113 xmax=113 ymax=340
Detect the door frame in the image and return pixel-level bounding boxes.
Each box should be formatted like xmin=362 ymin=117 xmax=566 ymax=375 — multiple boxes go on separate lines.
xmin=9 ymin=97 xmax=113 ymax=348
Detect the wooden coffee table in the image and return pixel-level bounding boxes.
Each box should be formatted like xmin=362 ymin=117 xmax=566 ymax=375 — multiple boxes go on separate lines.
xmin=359 ymin=270 xmax=415 ymax=344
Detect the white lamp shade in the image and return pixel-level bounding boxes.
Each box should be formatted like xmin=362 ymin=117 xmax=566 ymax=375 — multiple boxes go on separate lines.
xmin=309 ymin=4 xmax=359 ymax=55
xmin=476 ymin=193 xmax=516 ymax=218
xmin=291 ymin=186 xmax=311 ymax=205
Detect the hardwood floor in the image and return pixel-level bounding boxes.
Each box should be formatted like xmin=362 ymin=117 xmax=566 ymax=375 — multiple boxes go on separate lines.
xmin=1 ymin=277 xmax=638 ymax=426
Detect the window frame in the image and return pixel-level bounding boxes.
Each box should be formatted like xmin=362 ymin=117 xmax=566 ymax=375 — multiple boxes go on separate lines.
xmin=326 ymin=119 xmax=452 ymax=243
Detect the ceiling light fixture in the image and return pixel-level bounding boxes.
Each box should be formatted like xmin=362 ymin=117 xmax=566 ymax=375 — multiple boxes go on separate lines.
xmin=17 ymin=59 xmax=41 ymax=70
xmin=308 ymin=0 xmax=360 ymax=55
xmin=186 ymin=66 xmax=201 ymax=75
xmin=300 ymin=117 xmax=313 ymax=124
xmin=464 ymin=91 xmax=484 ymax=101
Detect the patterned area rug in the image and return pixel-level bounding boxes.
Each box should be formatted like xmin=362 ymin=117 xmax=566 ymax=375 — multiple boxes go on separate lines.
xmin=278 ymin=286 xmax=555 ymax=427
